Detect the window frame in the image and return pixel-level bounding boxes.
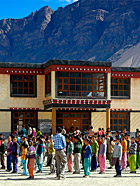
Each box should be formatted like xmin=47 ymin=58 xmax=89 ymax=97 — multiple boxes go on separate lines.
xmin=110 ymin=112 xmax=130 ymax=132
xmin=11 ymin=111 xmax=37 ymax=132
xmin=10 ymin=75 xmax=37 ymax=98
xmin=56 ymin=72 xmax=106 ymax=98
xmin=45 ymin=73 xmax=51 ymax=97
xmin=111 ymin=78 xmax=130 ymax=99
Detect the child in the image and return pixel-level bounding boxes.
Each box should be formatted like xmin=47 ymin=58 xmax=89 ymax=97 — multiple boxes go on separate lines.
xmin=32 ymin=128 xmax=36 ymax=137
xmin=128 ymin=137 xmax=137 ymax=173
xmin=99 ymin=137 xmax=106 ymax=174
xmin=83 ymin=139 xmax=92 ymax=178
xmin=121 ymin=134 xmax=127 ymax=170
xmin=26 ymin=141 xmax=36 ymax=179
xmin=33 ymin=137 xmax=37 ymax=170
xmin=135 ymin=136 xmax=140 ymax=169
xmin=12 ymin=137 xmax=19 ymax=173
xmin=81 ymin=137 xmax=86 ymax=169
xmin=73 ymin=135 xmax=81 ymax=174
xmin=36 ymin=138 xmax=43 ymax=173
xmin=6 ymin=136 xmax=13 ymax=171
xmin=91 ymin=135 xmax=99 ymax=171
xmin=107 ymin=136 xmax=115 ymax=169
xmin=66 ymin=136 xmax=74 ymax=172
xmin=48 ymin=138 xmax=55 ymax=174
xmin=21 ymin=143 xmax=28 ymax=176
xmin=0 ymin=137 xmax=6 ymax=169
xmin=112 ymin=137 xmax=122 ymax=177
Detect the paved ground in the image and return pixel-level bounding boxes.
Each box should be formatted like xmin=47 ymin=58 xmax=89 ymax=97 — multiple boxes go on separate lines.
xmin=0 ymin=159 xmax=140 ymax=186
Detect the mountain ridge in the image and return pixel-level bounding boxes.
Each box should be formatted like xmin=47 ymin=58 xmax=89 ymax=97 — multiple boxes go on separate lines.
xmin=0 ymin=0 xmax=140 ymax=66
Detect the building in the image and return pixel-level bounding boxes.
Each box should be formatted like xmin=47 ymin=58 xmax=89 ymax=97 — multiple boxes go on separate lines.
xmin=0 ymin=59 xmax=140 ymax=135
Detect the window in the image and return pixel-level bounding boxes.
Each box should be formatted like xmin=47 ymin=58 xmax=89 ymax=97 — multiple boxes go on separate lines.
xmin=45 ymin=73 xmax=51 ymax=96
xmin=12 ymin=111 xmax=37 ymax=131
xmin=10 ymin=75 xmax=37 ymax=97
xmin=57 ymin=72 xmax=106 ymax=98
xmin=111 ymin=78 xmax=130 ymax=97
xmin=110 ymin=112 xmax=129 ymax=131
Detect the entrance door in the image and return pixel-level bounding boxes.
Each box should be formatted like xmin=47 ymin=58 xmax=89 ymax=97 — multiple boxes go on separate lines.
xmin=56 ymin=112 xmax=90 ymax=131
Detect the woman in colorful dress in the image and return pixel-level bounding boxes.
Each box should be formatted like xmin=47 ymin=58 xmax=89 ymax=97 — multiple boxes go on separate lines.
xmin=36 ymin=138 xmax=43 ymax=173
xmin=66 ymin=136 xmax=74 ymax=172
xmin=26 ymin=141 xmax=36 ymax=179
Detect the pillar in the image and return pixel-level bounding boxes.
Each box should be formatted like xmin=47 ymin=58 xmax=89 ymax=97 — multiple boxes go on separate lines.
xmin=107 ymin=72 xmax=111 ymax=100
xmin=52 ymin=108 xmax=56 ymax=134
xmin=51 ymin=71 xmax=56 ymax=99
xmin=106 ymin=108 xmax=110 ymax=130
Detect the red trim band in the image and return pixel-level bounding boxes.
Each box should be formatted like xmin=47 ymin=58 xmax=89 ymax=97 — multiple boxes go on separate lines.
xmin=9 ymin=107 xmax=39 ymax=110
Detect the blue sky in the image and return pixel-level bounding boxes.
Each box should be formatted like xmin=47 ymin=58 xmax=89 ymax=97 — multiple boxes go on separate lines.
xmin=0 ymin=0 xmax=78 ymax=20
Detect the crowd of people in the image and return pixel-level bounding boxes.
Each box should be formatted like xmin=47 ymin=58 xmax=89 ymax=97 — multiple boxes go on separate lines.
xmin=0 ymin=124 xmax=140 ymax=180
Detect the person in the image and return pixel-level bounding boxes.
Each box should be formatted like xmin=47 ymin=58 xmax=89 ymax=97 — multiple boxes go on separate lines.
xmin=135 ymin=136 xmax=140 ymax=169
xmin=98 ymin=135 xmax=102 ymax=153
xmin=83 ymin=139 xmax=92 ymax=178
xmin=75 ymin=127 xmax=81 ymax=135
xmin=62 ymin=126 xmax=66 ymax=135
xmin=28 ymin=124 xmax=32 ymax=136
xmin=101 ymin=128 xmax=105 ymax=135
xmin=32 ymin=137 xmax=37 ymax=170
xmin=91 ymin=135 xmax=99 ymax=171
xmin=88 ymin=126 xmax=94 ymax=137
xmin=26 ymin=141 xmax=36 ymax=180
xmin=73 ymin=135 xmax=82 ymax=174
xmin=66 ymin=136 xmax=74 ymax=172
xmin=12 ymin=137 xmax=19 ymax=173
xmin=21 ymin=143 xmax=28 ymax=176
xmin=47 ymin=138 xmax=55 ymax=174
xmin=0 ymin=137 xmax=6 ymax=169
xmin=106 ymin=128 xmax=112 ymax=136
xmin=135 ymin=129 xmax=139 ymax=138
xmin=36 ymin=138 xmax=44 ymax=173
xmin=98 ymin=128 xmax=102 ymax=136
xmin=20 ymin=125 xmax=27 ymax=137
xmin=51 ymin=127 xmax=67 ymax=180
xmin=128 ymin=137 xmax=137 ymax=173
xmin=32 ymin=128 xmax=36 ymax=137
xmin=6 ymin=136 xmax=13 ymax=171
xmin=107 ymin=136 xmax=115 ymax=169
xmin=115 ymin=131 xmax=122 ymax=143
xmin=121 ymin=134 xmax=127 ymax=170
xmin=99 ymin=137 xmax=106 ymax=174
xmin=46 ymin=136 xmax=51 ymax=166
xmin=112 ymin=137 xmax=122 ymax=177
xmin=81 ymin=137 xmax=86 ymax=169
xmin=125 ymin=133 xmax=131 ymax=167
xmin=36 ymin=128 xmax=42 ymax=138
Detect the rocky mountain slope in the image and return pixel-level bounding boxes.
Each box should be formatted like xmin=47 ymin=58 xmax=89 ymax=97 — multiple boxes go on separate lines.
xmin=0 ymin=0 xmax=140 ymax=66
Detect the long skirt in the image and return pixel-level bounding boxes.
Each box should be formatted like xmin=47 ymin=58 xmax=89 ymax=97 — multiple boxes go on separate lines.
xmin=68 ymin=155 xmax=73 ymax=172
xmin=121 ymin=152 xmax=127 ymax=169
xmin=99 ymin=154 xmax=106 ymax=173
xmin=84 ymin=157 xmax=91 ymax=176
xmin=27 ymin=158 xmax=35 ymax=177
xmin=22 ymin=159 xmax=28 ymax=175
xmin=37 ymin=154 xmax=43 ymax=171
xmin=74 ymin=153 xmax=81 ymax=172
